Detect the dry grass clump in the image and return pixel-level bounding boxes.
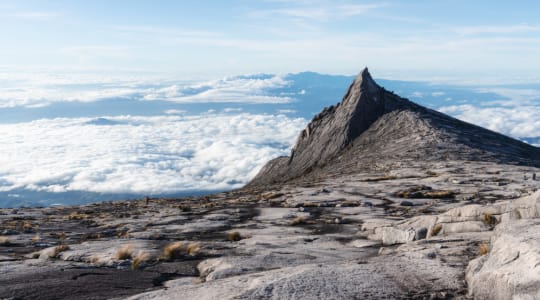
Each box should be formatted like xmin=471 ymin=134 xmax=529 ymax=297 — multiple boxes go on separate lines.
xmin=51 ymin=244 xmax=70 ymax=258
xmin=65 ymin=212 xmax=89 ymax=220
xmin=424 ymin=190 xmax=455 ymax=198
xmin=117 ymin=230 xmax=130 ymax=238
xmin=340 ymin=201 xmax=361 ymax=207
xmin=163 ymin=241 xmax=183 ymax=260
xmin=479 ymin=243 xmax=489 ymax=256
xmin=426 ymin=171 xmax=439 ymax=177
xmin=81 ymin=232 xmax=102 ymax=241
xmin=32 ymin=234 xmax=41 ymax=243
xmin=131 ymin=251 xmax=150 ymax=270
xmin=116 ymin=244 xmax=134 ymax=260
xmin=48 ymin=232 xmax=67 ymax=240
xmin=186 ymin=242 xmax=201 ymax=256
xmin=431 ymin=224 xmax=443 ymax=236
xmin=482 ymin=213 xmax=498 ymax=226
xmin=261 ymin=193 xmax=284 ymax=200
xmin=289 ymin=216 xmax=306 ymax=226
xmin=0 ymin=236 xmax=11 ymax=246
xmin=22 ymin=221 xmax=37 ymax=233
xmin=162 ymin=241 xmax=201 ymax=260
xmin=396 ymin=186 xmax=454 ymax=199
xmin=90 ymin=256 xmax=101 ymax=265
xmin=227 ymin=231 xmax=244 ymax=242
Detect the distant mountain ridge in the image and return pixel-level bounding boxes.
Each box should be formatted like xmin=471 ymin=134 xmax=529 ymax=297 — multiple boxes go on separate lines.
xmin=249 ymin=68 xmax=540 ymax=186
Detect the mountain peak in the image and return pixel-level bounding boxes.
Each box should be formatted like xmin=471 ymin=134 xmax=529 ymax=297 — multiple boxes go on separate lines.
xmin=358 ymin=67 xmax=379 ymax=90
xmin=344 ymin=67 xmax=380 ymax=102
xmin=248 ymin=69 xmax=540 ymax=186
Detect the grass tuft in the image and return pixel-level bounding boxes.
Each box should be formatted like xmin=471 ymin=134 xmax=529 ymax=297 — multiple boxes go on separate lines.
xmin=186 ymin=242 xmax=201 ymax=256
xmin=479 ymin=243 xmax=489 ymax=256
xmin=482 ymin=213 xmax=498 ymax=226
xmin=65 ymin=212 xmax=89 ymax=220
xmin=424 ymin=190 xmax=455 ymax=198
xmin=289 ymin=216 xmax=306 ymax=226
xmin=396 ymin=186 xmax=454 ymax=199
xmin=131 ymin=251 xmax=150 ymax=270
xmin=116 ymin=244 xmax=133 ymax=260
xmin=32 ymin=234 xmax=41 ymax=243
xmin=51 ymin=244 xmax=70 ymax=258
xmin=0 ymin=236 xmax=11 ymax=246
xmin=227 ymin=231 xmax=243 ymax=242
xmin=22 ymin=221 xmax=36 ymax=233
xmin=431 ymin=224 xmax=443 ymax=236
xmin=163 ymin=242 xmax=183 ymax=260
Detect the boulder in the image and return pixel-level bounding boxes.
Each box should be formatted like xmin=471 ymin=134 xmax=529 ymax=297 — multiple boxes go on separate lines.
xmin=466 ymin=219 xmax=540 ymax=299
xmin=381 ymin=227 xmax=416 ymax=245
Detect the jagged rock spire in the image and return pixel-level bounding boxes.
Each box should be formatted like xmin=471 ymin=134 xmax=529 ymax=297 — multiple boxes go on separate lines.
xmin=283 ymin=67 xmax=400 ymax=176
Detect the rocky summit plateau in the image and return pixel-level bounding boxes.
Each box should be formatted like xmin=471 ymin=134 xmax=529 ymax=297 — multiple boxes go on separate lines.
xmin=2 ymin=68 xmax=540 ymax=300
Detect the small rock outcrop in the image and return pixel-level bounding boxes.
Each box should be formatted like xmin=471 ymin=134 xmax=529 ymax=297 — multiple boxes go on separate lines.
xmin=249 ymin=68 xmax=540 ymax=186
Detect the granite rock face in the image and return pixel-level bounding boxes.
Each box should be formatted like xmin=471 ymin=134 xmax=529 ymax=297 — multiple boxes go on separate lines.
xmin=466 ymin=191 xmax=540 ymax=300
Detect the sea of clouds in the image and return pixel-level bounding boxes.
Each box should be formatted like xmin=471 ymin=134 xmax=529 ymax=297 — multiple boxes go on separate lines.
xmin=0 ymin=113 xmax=305 ymax=198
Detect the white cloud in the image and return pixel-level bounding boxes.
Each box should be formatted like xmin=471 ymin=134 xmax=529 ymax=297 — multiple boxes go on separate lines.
xmin=0 ymin=72 xmax=292 ymax=108
xmin=223 ymin=108 xmax=243 ymax=112
xmin=4 ymin=11 xmax=60 ymax=20
xmin=454 ymin=24 xmax=540 ymax=36
xmin=249 ymin=2 xmax=385 ymax=21
xmin=0 ymin=114 xmax=306 ymax=196
xmin=475 ymin=87 xmax=540 ymax=105
xmin=411 ymin=91 xmax=423 ymax=98
xmin=439 ymin=104 xmax=540 ymax=138
xmin=164 ymin=109 xmax=187 ymax=115
xmin=143 ymin=75 xmax=291 ymax=104
xmin=277 ymin=109 xmax=297 ymax=114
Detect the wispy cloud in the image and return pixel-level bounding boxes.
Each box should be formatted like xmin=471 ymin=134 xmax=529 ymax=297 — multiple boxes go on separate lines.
xmin=249 ymin=2 xmax=385 ymax=21
xmin=248 ymin=0 xmax=388 ymax=24
xmin=453 ymin=24 xmax=540 ymax=36
xmin=4 ymin=11 xmax=60 ymax=20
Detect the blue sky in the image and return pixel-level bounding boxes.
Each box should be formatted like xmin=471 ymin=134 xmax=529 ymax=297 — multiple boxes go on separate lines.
xmin=1 ymin=0 xmax=540 ymax=80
